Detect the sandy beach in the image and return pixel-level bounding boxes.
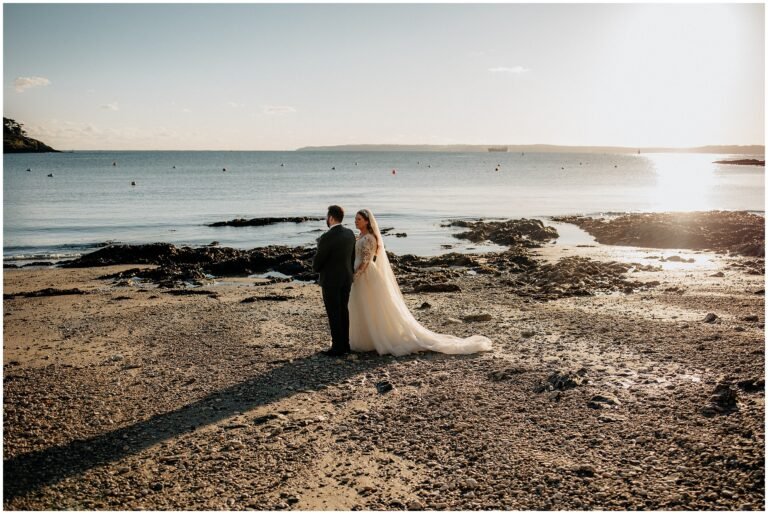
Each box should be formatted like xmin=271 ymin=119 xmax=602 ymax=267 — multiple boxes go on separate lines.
xmin=3 ymin=213 xmax=765 ymax=510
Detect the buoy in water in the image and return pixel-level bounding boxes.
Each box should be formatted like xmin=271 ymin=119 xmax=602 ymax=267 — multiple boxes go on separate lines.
xmin=47 ymin=173 xmax=53 ymax=177
xmin=392 ymin=169 xmax=396 ymax=175
xmin=112 ymin=162 xmax=116 ymax=166
xmin=222 ymin=168 xmax=227 ymax=172
xmin=26 ymin=168 xmax=31 ymax=172
xmin=131 ymin=181 xmax=136 ymax=186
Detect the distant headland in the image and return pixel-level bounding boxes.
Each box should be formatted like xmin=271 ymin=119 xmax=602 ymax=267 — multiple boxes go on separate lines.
xmin=296 ymin=144 xmax=764 ymax=154
xmin=4 ymin=117 xmax=58 ymax=153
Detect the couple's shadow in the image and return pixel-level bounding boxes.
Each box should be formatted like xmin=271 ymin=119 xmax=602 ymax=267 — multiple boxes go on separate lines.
xmin=3 ymin=349 xmax=476 ymax=502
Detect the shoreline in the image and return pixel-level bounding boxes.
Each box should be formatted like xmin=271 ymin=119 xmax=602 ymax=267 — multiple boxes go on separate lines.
xmin=4 ymin=209 xmax=766 ymax=266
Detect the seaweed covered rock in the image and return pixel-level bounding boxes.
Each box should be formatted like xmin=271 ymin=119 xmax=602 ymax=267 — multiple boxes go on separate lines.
xmin=553 ymin=211 xmax=764 ymax=257
xmin=444 ymin=218 xmax=559 ymax=248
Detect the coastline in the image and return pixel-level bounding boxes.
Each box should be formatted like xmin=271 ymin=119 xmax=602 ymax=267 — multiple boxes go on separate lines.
xmin=3 ymin=212 xmax=765 ymax=509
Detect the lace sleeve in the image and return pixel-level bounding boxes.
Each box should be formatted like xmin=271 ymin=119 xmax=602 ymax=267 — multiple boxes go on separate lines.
xmin=354 ymin=235 xmax=377 ymax=280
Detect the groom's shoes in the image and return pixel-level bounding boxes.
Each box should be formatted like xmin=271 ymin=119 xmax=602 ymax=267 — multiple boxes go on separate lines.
xmin=321 ymin=349 xmax=350 ymax=358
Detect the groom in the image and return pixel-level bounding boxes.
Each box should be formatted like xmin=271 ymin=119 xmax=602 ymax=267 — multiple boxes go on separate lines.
xmin=312 ymin=205 xmax=356 ymax=357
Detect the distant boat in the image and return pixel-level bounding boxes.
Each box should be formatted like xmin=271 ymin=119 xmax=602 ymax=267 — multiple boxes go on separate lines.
xmin=488 ymin=146 xmax=508 ymax=152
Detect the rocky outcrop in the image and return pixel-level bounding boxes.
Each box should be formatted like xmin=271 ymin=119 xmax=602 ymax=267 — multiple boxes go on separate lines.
xmin=207 ymin=217 xmax=323 ymax=227
xmin=504 ymin=256 xmax=661 ymax=300
xmin=443 ymin=218 xmax=558 ymax=248
xmin=3 ymin=118 xmax=58 ymax=153
xmin=63 ymin=243 xmax=318 ymax=288
xmin=553 ymin=211 xmax=765 ymax=257
xmin=713 ymin=159 xmax=765 ymax=166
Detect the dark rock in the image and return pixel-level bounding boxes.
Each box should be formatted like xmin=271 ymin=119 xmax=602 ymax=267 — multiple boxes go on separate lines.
xmin=165 ymin=289 xmax=218 ymax=297
xmin=702 ymin=382 xmax=738 ymax=416
xmin=21 ymin=261 xmax=54 ymax=268
xmin=462 ymin=313 xmax=492 ymax=322
xmin=241 ymin=295 xmax=291 ymax=302
xmin=552 ymin=211 xmax=765 ymax=257
xmin=736 ymin=378 xmax=764 ymax=392
xmin=444 ymin=218 xmax=559 ymax=248
xmin=4 ymin=288 xmax=88 ymax=300
xmin=63 ymin=243 xmax=317 ymax=286
xmin=417 ymin=302 xmax=432 ymax=310
xmin=703 ymin=313 xmax=718 ymax=323
xmin=713 ymin=159 xmax=765 ymax=166
xmin=207 ymin=216 xmax=323 ymax=227
xmin=375 ymin=381 xmax=394 ymax=394
xmin=587 ymin=393 xmax=621 ymax=409
xmin=741 ymin=315 xmax=760 ymax=322
xmin=413 ymin=283 xmax=461 ymax=293
xmin=489 ymin=367 xmax=527 ymax=381
xmin=535 ymin=369 xmax=587 ymax=393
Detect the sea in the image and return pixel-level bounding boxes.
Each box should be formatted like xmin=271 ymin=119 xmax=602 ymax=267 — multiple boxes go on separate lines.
xmin=3 ymin=151 xmax=765 ymax=262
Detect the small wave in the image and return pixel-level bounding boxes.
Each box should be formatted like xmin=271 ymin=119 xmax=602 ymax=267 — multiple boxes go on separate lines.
xmin=4 ymin=252 xmax=83 ymax=262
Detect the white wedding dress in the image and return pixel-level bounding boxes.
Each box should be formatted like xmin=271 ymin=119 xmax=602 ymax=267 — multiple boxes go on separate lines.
xmin=348 ymin=215 xmax=492 ymax=356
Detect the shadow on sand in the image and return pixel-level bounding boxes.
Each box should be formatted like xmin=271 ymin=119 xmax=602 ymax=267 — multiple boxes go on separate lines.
xmin=4 ymin=350 xmax=420 ymax=502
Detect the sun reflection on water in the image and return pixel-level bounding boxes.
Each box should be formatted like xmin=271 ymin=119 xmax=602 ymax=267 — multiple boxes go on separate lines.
xmin=646 ymin=153 xmax=719 ymax=211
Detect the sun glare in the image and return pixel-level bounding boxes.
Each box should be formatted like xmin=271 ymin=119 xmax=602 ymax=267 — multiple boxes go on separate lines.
xmin=646 ymin=153 xmax=719 ymax=212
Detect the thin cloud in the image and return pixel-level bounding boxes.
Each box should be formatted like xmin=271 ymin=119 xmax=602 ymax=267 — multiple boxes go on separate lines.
xmin=101 ymin=102 xmax=120 ymax=111
xmin=489 ymin=66 xmax=530 ymax=74
xmin=14 ymin=76 xmax=51 ymax=93
xmin=263 ymin=105 xmax=297 ymax=114
xmin=228 ymin=102 xmax=245 ymax=108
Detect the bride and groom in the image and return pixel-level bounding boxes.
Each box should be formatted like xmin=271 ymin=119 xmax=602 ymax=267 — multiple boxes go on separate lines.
xmin=312 ymin=205 xmax=492 ymax=357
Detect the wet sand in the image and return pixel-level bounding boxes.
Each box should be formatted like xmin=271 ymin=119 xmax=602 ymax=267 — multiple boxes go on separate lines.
xmin=3 ymin=240 xmax=765 ymax=510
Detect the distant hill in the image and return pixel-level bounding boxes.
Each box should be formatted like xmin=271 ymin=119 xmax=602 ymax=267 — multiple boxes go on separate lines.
xmin=4 ymin=117 xmax=58 ymax=153
xmin=296 ymin=144 xmax=765 ymax=154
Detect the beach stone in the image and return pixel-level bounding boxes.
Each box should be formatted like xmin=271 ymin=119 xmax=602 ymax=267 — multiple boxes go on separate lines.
xmin=407 ymin=500 xmax=425 ymax=510
xmin=571 ymin=464 xmax=597 ymax=477
xmin=703 ymin=313 xmax=718 ymax=323
xmin=375 ymin=381 xmax=393 ymax=394
xmin=741 ymin=315 xmax=759 ymax=322
xmin=535 ymin=369 xmax=587 ymax=393
xmin=464 ymin=478 xmax=480 ymax=489
xmin=462 ymin=313 xmax=492 ymax=322
xmin=414 ymin=283 xmax=461 ymax=293
xmin=702 ymin=383 xmax=738 ymax=416
xmin=588 ymin=393 xmax=621 ymax=409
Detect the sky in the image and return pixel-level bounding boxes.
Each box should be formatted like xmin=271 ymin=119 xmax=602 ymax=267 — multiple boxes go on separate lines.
xmin=3 ymin=2 xmax=765 ymax=151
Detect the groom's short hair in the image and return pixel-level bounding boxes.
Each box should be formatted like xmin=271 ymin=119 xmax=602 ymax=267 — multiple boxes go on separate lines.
xmin=327 ymin=205 xmax=344 ymax=222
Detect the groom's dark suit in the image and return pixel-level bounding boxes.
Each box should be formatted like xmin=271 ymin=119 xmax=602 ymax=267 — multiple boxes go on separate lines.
xmin=313 ymin=224 xmax=356 ymax=354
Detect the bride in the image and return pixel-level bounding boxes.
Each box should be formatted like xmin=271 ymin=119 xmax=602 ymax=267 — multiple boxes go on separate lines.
xmin=349 ymin=209 xmax=492 ymax=356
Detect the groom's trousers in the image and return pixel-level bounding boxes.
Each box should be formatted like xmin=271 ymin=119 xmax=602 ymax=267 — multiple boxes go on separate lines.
xmin=321 ymin=284 xmax=351 ymax=353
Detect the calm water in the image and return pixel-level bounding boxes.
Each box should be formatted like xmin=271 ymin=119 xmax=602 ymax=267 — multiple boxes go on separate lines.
xmin=3 ymin=151 xmax=764 ymax=260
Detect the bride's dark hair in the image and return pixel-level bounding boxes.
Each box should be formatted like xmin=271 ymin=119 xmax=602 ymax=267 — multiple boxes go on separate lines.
xmin=356 ymin=209 xmax=373 ymax=232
